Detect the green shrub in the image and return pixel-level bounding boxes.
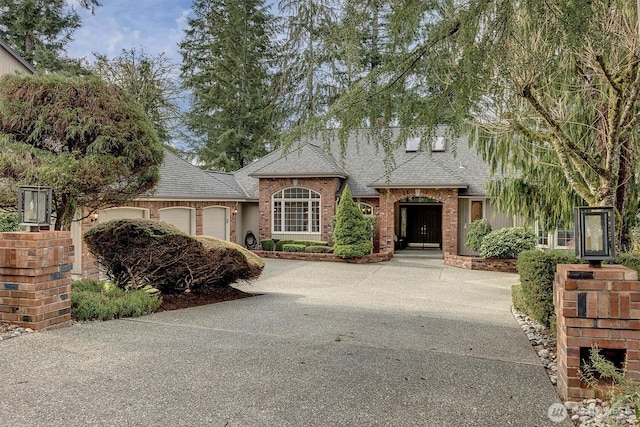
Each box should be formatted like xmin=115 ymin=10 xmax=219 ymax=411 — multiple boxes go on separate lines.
xmin=275 ymin=239 xmax=328 ymax=250
xmin=363 ymin=215 xmax=377 ymax=241
xmin=466 ymin=219 xmax=492 ymax=252
xmin=274 ymin=239 xmax=294 ymax=251
xmin=261 ymin=239 xmax=275 ymax=251
xmin=0 ymin=211 xmax=20 ymax=232
xmin=306 ymin=245 xmax=334 ymax=253
xmin=282 ymin=244 xmax=306 ymax=252
xmin=611 ymin=252 xmax=640 ymax=275
xmin=71 ymin=279 xmax=162 ymax=321
xmin=333 ymin=185 xmax=372 ymax=258
xmin=582 ymin=346 xmax=640 ymax=422
xmin=511 ymin=284 xmax=528 ymax=314
xmin=516 ymin=249 xmax=577 ymax=328
xmin=480 ymin=227 xmax=536 ymax=259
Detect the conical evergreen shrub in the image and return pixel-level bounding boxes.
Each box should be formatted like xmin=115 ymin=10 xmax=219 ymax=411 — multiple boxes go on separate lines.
xmin=333 ymin=185 xmax=373 ymax=258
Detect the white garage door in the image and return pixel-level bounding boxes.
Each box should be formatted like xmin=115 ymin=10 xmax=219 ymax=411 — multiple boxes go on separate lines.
xmin=159 ymin=207 xmax=194 ymax=234
xmin=99 ymin=207 xmax=148 ymax=222
xmin=203 ymin=206 xmax=228 ymax=240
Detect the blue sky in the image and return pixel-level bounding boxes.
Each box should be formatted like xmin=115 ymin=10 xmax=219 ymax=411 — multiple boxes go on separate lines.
xmin=66 ymin=0 xmax=193 ymax=64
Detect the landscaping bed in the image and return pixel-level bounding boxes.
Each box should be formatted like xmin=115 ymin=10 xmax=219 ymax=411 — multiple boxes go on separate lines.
xmin=156 ymin=287 xmax=255 ymax=312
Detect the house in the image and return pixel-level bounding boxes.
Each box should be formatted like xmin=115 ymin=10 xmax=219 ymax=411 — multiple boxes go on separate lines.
xmin=76 ymin=128 xmax=524 ymax=277
xmin=0 ymin=39 xmax=36 ymax=75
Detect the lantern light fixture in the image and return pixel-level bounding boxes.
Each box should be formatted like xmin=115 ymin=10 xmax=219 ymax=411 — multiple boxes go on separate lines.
xmin=18 ymin=186 xmax=52 ymax=232
xmin=574 ymin=206 xmax=615 ymax=268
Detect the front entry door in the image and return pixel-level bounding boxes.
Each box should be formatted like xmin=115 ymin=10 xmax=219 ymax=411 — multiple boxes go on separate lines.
xmin=406 ymin=205 xmax=442 ymax=248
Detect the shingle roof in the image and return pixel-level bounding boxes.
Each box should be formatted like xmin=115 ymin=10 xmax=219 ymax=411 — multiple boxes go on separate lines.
xmin=367 ymin=151 xmax=468 ymax=189
xmin=227 ymin=128 xmax=494 ymax=199
xmin=145 ymin=150 xmax=248 ymax=200
xmin=248 ymin=143 xmax=347 ymax=179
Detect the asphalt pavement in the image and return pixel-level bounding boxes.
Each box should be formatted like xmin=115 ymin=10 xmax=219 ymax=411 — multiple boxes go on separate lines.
xmin=0 ymin=255 xmax=569 ymax=426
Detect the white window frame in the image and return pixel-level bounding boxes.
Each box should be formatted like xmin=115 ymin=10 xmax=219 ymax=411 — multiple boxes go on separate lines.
xmin=357 ymin=202 xmax=374 ymax=215
xmin=554 ymin=225 xmax=575 ymax=249
xmin=535 ymin=220 xmax=550 ymax=248
xmin=271 ymin=187 xmax=321 ymax=234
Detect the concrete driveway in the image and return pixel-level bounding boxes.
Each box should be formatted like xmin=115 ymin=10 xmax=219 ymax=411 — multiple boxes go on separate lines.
xmin=0 ymin=257 xmax=568 ymax=426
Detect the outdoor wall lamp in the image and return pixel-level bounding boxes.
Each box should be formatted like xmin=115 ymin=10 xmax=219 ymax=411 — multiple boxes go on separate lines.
xmin=18 ymin=186 xmax=52 ymax=232
xmin=574 ymin=206 xmax=615 ymax=268
xmin=90 ymin=212 xmax=99 ymax=222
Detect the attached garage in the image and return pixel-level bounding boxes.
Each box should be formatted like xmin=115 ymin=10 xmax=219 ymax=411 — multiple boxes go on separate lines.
xmin=203 ymin=206 xmax=229 ymax=240
xmin=159 ymin=207 xmax=195 ymax=235
xmin=99 ymin=207 xmax=149 ymax=222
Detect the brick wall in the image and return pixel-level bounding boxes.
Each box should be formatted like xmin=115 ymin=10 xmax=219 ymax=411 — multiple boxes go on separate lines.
xmin=0 ymin=231 xmax=73 ymax=330
xmin=444 ymin=254 xmax=517 ymax=273
xmin=377 ymin=188 xmax=458 ymax=257
xmin=257 ymin=178 xmax=342 ymax=244
xmin=554 ymin=264 xmax=640 ymax=400
xmin=254 ymin=250 xmax=393 ymax=263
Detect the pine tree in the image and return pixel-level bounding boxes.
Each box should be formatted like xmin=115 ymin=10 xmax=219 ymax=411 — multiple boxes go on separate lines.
xmin=180 ymin=0 xmax=277 ymax=171
xmin=0 ymin=0 xmax=99 ymax=72
xmin=333 ymin=185 xmax=372 ymax=258
xmin=274 ymin=0 xmax=339 ymax=126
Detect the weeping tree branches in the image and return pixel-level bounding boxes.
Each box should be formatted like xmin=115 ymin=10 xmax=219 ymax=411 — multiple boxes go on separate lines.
xmin=315 ymin=0 xmax=640 ymax=243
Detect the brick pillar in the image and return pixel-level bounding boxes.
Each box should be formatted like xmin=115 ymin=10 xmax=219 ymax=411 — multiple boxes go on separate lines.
xmin=554 ymin=264 xmax=640 ymax=400
xmin=0 ymin=231 xmax=74 ymax=330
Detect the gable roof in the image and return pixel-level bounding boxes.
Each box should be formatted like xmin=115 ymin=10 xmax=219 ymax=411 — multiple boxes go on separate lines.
xmin=0 ymin=39 xmax=36 ymax=74
xmin=236 ymin=128 xmax=492 ymax=198
xmin=167 ymin=128 xmax=494 ymax=201
xmin=248 ymin=143 xmax=347 ymax=179
xmin=145 ymin=150 xmax=248 ymax=200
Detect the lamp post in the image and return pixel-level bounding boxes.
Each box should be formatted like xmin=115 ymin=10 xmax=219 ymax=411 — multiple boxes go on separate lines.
xmin=17 ymin=186 xmax=52 ymax=232
xmin=574 ymin=206 xmax=615 ymax=268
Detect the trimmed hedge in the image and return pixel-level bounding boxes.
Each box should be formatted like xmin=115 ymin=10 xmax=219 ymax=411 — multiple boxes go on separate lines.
xmin=480 ymin=227 xmax=536 ymax=259
xmin=511 ymin=284 xmax=528 ymax=314
xmin=516 ymin=249 xmax=577 ymax=328
xmin=282 ymin=244 xmax=307 ymax=252
xmin=275 ymin=239 xmax=328 ymax=251
xmin=84 ymin=219 xmax=264 ymax=294
xmin=261 ymin=239 xmax=275 ymax=251
xmin=306 ymin=245 xmax=334 ymax=253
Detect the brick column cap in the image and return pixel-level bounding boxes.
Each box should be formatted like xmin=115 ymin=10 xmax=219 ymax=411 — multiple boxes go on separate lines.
xmin=557 ymin=264 xmax=638 ymax=282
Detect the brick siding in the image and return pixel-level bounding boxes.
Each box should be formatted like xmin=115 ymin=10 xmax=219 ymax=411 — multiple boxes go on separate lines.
xmin=554 ymin=264 xmax=640 ymax=400
xmin=0 ymin=231 xmax=73 ymax=330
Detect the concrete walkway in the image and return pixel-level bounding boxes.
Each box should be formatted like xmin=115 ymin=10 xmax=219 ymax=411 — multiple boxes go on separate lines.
xmin=0 ymin=257 xmax=569 ymax=426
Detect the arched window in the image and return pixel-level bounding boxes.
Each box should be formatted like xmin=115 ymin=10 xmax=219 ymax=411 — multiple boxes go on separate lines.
xmin=272 ymin=188 xmax=320 ymax=233
xmin=357 ymin=202 xmax=373 ymax=215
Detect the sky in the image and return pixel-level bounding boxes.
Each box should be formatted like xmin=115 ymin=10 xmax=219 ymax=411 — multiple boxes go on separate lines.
xmin=66 ymin=0 xmax=193 ymax=65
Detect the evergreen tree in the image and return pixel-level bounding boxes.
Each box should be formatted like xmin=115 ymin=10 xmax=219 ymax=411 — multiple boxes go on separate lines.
xmin=274 ymin=0 xmax=339 ymax=126
xmin=92 ymin=48 xmax=183 ymax=144
xmin=0 ymin=74 xmax=163 ymax=230
xmin=333 ymin=185 xmax=372 ymax=258
xmin=0 ymin=0 xmax=99 ymax=72
xmin=180 ymin=0 xmax=277 ymax=171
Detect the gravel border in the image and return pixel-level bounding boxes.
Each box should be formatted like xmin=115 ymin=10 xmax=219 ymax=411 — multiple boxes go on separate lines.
xmin=0 ymin=322 xmax=33 ymax=341
xmin=512 ymin=308 xmax=638 ymax=426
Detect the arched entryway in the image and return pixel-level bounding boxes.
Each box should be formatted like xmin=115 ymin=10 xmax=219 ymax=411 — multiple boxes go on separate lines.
xmin=398 ymin=197 xmax=443 ymax=249
xmin=377 ymin=188 xmax=458 ymax=258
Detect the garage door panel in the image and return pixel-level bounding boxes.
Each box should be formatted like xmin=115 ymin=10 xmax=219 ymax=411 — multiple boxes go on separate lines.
xmin=203 ymin=207 xmax=227 ymax=240
xmin=99 ymin=208 xmax=148 ymax=222
xmin=159 ymin=207 xmax=194 ymax=234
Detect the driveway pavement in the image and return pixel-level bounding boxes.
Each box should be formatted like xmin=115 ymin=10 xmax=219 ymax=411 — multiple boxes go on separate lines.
xmin=0 ymin=256 xmax=569 ymax=426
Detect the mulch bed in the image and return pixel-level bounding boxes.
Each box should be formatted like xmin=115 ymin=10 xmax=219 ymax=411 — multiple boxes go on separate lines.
xmin=155 ymin=287 xmax=256 ymax=312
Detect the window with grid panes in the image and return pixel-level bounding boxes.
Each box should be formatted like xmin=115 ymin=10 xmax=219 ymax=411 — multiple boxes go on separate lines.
xmin=272 ymin=188 xmax=320 ymax=233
